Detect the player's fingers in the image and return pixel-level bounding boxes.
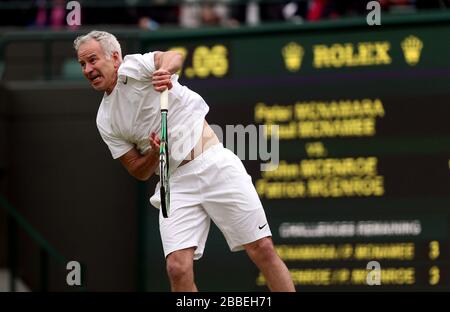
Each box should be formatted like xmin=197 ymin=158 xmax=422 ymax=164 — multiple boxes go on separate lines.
xmin=152 ymin=75 xmax=162 ymax=82
xmin=150 ymin=138 xmax=159 ymax=150
xmin=152 ymin=74 xmax=170 ymax=82
xmin=154 ymin=81 xmax=172 ymax=91
xmin=154 ymin=78 xmax=171 ymax=85
xmin=153 ymin=73 xmax=168 ymax=79
xmin=150 ymin=132 xmax=160 ymax=142
xmin=154 ymin=69 xmax=171 ymax=76
xmin=154 ymin=85 xmax=170 ymax=92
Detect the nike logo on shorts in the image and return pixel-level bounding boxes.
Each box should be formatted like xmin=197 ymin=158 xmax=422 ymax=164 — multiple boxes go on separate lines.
xmin=258 ymin=223 xmax=267 ymax=230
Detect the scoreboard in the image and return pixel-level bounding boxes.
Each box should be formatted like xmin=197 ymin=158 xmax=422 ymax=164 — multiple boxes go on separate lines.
xmin=143 ymin=13 xmax=450 ymax=291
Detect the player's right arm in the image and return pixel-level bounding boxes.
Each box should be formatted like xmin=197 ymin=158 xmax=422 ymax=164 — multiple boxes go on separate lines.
xmin=119 ymin=132 xmax=160 ymax=181
xmin=151 ymin=51 xmax=183 ymax=92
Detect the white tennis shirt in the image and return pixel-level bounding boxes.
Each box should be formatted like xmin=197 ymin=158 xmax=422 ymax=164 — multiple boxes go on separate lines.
xmin=96 ymin=52 xmax=209 ymax=174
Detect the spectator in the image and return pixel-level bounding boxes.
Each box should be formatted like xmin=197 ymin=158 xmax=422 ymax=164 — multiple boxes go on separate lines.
xmin=138 ymin=16 xmax=160 ymax=30
xmin=50 ymin=0 xmax=65 ymax=29
xmin=33 ymin=0 xmax=66 ymax=29
xmin=307 ymin=0 xmax=339 ymax=21
xmin=179 ymin=0 xmax=239 ymax=28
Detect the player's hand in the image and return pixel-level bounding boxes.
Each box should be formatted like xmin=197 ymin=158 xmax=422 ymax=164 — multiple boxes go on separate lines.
xmin=149 ymin=132 xmax=161 ymax=154
xmin=152 ymin=69 xmax=173 ymax=92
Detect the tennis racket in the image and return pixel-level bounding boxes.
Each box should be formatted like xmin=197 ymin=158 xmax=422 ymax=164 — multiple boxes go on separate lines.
xmin=159 ymin=88 xmax=170 ymax=218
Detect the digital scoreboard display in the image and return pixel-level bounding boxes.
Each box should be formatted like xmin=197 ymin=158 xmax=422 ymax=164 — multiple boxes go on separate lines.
xmin=144 ymin=15 xmax=450 ymax=291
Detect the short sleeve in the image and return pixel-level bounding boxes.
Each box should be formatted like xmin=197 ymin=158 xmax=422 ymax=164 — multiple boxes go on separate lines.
xmin=97 ymin=123 xmax=134 ymax=159
xmin=118 ymin=52 xmax=155 ymax=81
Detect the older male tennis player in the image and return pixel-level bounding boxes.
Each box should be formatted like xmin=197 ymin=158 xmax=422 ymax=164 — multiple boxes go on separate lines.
xmin=74 ymin=30 xmax=295 ymax=292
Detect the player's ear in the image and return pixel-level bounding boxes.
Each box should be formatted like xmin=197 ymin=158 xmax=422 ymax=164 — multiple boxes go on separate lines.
xmin=112 ymin=51 xmax=121 ymax=69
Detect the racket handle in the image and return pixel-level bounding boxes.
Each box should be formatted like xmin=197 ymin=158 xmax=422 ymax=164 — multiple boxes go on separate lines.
xmin=160 ymin=89 xmax=169 ymax=111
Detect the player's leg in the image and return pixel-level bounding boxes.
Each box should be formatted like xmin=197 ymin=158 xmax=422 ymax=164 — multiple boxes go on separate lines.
xmin=159 ymin=203 xmax=210 ymax=292
xmin=166 ymin=247 xmax=198 ymax=291
xmin=200 ymin=145 xmax=295 ymax=291
xmin=244 ymin=237 xmax=295 ymax=292
xmin=150 ymin=160 xmax=211 ymax=292
xmin=158 ymin=201 xmax=210 ymax=291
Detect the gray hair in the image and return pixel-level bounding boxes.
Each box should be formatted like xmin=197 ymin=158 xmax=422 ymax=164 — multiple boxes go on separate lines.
xmin=74 ymin=30 xmax=122 ymax=60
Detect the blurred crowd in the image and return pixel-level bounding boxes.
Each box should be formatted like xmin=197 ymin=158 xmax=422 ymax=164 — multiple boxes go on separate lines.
xmin=0 ymin=0 xmax=449 ymax=30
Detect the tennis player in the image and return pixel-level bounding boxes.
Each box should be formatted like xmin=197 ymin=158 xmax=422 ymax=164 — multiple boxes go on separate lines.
xmin=74 ymin=30 xmax=295 ymax=292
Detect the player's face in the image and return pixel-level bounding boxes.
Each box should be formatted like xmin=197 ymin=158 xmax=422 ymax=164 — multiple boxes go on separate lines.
xmin=77 ymin=39 xmax=120 ymax=94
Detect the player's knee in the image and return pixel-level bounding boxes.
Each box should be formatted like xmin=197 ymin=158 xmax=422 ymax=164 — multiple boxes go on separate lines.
xmin=245 ymin=237 xmax=276 ymax=260
xmin=166 ymin=253 xmax=193 ymax=281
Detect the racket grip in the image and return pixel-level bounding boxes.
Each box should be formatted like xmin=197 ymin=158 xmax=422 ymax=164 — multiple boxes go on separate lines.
xmin=160 ymin=89 xmax=169 ymax=111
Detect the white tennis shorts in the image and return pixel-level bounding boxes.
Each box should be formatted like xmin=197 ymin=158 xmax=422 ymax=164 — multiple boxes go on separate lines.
xmin=150 ymin=143 xmax=272 ymax=260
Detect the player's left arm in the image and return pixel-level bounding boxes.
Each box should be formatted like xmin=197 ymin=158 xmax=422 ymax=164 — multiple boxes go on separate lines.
xmin=118 ymin=132 xmax=160 ymax=181
xmin=152 ymin=51 xmax=183 ymax=92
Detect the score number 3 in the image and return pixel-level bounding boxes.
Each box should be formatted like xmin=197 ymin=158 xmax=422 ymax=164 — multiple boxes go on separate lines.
xmin=428 ymin=241 xmax=440 ymax=285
